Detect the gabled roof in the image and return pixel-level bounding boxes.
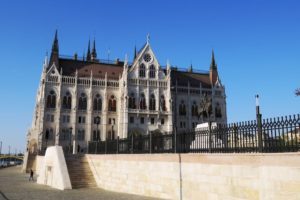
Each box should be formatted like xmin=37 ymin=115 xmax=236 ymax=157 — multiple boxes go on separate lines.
xmin=171 ymin=70 xmax=211 ymax=88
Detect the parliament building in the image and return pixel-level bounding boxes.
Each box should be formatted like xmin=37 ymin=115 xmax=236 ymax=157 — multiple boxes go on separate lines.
xmin=27 ymin=31 xmax=227 ymax=153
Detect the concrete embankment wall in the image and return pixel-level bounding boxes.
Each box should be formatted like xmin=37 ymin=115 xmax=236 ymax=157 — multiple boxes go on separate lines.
xmin=86 ymin=153 xmax=300 ymax=200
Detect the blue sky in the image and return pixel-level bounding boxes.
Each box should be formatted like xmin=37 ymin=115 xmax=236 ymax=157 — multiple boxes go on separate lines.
xmin=0 ymin=0 xmax=299 ymax=153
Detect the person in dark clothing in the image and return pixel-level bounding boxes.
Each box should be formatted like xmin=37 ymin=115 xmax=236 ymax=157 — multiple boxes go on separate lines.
xmin=29 ymin=169 xmax=34 ymax=181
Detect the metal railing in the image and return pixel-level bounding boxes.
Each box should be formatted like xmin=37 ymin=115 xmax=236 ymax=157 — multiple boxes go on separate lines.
xmin=88 ymin=114 xmax=300 ymax=154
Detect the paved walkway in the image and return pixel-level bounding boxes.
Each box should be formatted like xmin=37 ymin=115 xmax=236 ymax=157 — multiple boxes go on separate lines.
xmin=0 ymin=166 xmax=161 ymax=200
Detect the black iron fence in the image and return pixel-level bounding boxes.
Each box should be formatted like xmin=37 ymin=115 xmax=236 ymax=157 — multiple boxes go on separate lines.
xmin=88 ymin=114 xmax=300 ymax=154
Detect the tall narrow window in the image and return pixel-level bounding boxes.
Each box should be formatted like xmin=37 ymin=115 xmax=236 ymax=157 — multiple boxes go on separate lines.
xmin=128 ymin=93 xmax=136 ymax=109
xmin=46 ymin=90 xmax=56 ymax=108
xmin=179 ymin=100 xmax=186 ymax=116
xmin=191 ymin=101 xmax=198 ymax=116
xmin=160 ymin=95 xmax=166 ymax=111
xmin=139 ymin=64 xmax=145 ymax=78
xmin=77 ymin=129 xmax=85 ymax=141
xmin=62 ymin=91 xmax=72 ymax=109
xmin=93 ymin=94 xmax=102 ymax=111
xmin=139 ymin=93 xmax=146 ymax=110
xmin=93 ymin=130 xmax=100 ymax=141
xmin=149 ymin=65 xmax=156 ymax=78
xmin=108 ymin=95 xmax=116 ymax=111
xmin=78 ymin=93 xmax=87 ymax=110
xmin=215 ymin=103 xmax=222 ymax=118
xmin=149 ymin=94 xmax=156 ymax=111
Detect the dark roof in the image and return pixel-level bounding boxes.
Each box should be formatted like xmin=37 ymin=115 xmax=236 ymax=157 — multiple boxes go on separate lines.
xmin=171 ymin=70 xmax=211 ymax=88
xmin=58 ymin=58 xmax=124 ymax=79
xmin=56 ymin=57 xmax=211 ymax=88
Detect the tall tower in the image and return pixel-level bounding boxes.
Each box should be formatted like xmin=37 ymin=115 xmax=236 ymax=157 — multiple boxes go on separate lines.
xmin=86 ymin=39 xmax=91 ymax=62
xmin=91 ymin=39 xmax=97 ymax=61
xmin=209 ymin=50 xmax=219 ymax=86
xmin=49 ymin=30 xmax=59 ymax=68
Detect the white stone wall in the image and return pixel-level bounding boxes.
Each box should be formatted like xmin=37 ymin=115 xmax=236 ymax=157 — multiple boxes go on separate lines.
xmin=28 ymin=43 xmax=226 ymax=153
xmin=86 ymin=153 xmax=300 ymax=200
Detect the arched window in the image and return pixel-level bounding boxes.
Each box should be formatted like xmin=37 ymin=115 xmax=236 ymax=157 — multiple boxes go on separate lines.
xmin=108 ymin=95 xmax=117 ymax=112
xmin=149 ymin=65 xmax=156 ymax=78
xmin=77 ymin=129 xmax=85 ymax=141
xmin=78 ymin=93 xmax=87 ymax=110
xmin=46 ymin=90 xmax=56 ymax=108
xmin=191 ymin=101 xmax=198 ymax=116
xmin=179 ymin=100 xmax=186 ymax=116
xmin=45 ymin=128 xmax=54 ymax=140
xmin=62 ymin=91 xmax=72 ymax=109
xmin=149 ymin=94 xmax=156 ymax=111
xmin=93 ymin=94 xmax=102 ymax=111
xmin=60 ymin=128 xmax=71 ymax=141
xmin=215 ymin=103 xmax=222 ymax=118
xmin=139 ymin=93 xmax=146 ymax=110
xmin=160 ymin=95 xmax=166 ymax=111
xmin=128 ymin=93 xmax=136 ymax=109
xmin=139 ymin=64 xmax=145 ymax=78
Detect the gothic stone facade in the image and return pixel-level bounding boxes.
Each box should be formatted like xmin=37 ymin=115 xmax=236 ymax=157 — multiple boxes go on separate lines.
xmin=27 ymin=32 xmax=227 ymax=153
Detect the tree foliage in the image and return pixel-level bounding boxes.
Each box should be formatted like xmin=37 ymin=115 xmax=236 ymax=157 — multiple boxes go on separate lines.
xmin=296 ymin=88 xmax=300 ymax=96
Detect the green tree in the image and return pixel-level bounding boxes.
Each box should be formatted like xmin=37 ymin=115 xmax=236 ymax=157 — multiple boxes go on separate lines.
xmin=296 ymin=88 xmax=300 ymax=96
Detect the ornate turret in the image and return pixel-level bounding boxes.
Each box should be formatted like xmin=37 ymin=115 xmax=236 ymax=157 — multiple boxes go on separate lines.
xmin=86 ymin=39 xmax=91 ymax=61
xmin=49 ymin=30 xmax=59 ymax=68
xmin=209 ymin=50 xmax=219 ymax=86
xmin=91 ymin=39 xmax=97 ymax=61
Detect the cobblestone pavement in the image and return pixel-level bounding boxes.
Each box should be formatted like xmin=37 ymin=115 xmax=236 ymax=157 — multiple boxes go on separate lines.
xmin=0 ymin=166 xmax=162 ymax=200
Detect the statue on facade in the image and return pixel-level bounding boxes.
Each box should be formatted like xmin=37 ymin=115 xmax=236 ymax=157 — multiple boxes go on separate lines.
xmin=198 ymin=93 xmax=212 ymax=120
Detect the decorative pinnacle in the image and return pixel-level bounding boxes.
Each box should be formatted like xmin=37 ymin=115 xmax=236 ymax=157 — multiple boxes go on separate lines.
xmin=146 ymin=33 xmax=150 ymax=44
xmin=210 ymin=49 xmax=217 ymax=70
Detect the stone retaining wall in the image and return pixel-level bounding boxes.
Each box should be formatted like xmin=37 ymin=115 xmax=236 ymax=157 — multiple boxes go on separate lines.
xmin=86 ymin=153 xmax=300 ymax=200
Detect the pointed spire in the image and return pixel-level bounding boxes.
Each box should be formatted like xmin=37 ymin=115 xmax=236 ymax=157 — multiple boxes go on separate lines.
xmin=43 ymin=52 xmax=48 ymax=66
xmin=43 ymin=52 xmax=48 ymax=72
xmin=49 ymin=30 xmax=59 ymax=68
xmin=210 ymin=50 xmax=217 ymax=70
xmin=188 ymin=63 xmax=193 ymax=72
xmin=166 ymin=59 xmax=171 ymax=74
xmin=91 ymin=38 xmax=97 ymax=61
xmin=209 ymin=49 xmax=219 ymax=86
xmin=86 ymin=39 xmax=91 ymax=61
xmin=146 ymin=33 xmax=150 ymax=44
xmin=134 ymin=45 xmax=137 ymax=60
xmin=52 ymin=30 xmax=58 ymax=52
xmin=125 ymin=53 xmax=128 ymax=65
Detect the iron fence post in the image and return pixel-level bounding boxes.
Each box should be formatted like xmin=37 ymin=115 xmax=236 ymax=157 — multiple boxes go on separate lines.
xmin=234 ymin=123 xmax=238 ymax=152
xmin=117 ymin=136 xmax=119 ymax=154
xmin=150 ymin=131 xmax=152 ymax=154
xmin=105 ymin=137 xmax=107 ymax=154
xmin=257 ymin=113 xmax=263 ymax=152
xmin=174 ymin=128 xmax=177 ymax=153
xmin=95 ymin=141 xmax=97 ymax=154
xmin=208 ymin=121 xmax=212 ymax=153
xmin=131 ymin=134 xmax=134 ymax=154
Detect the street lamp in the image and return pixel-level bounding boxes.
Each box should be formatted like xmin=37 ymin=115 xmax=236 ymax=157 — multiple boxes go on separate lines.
xmin=170 ymin=85 xmax=178 ymax=153
xmin=95 ymin=116 xmax=100 ymax=154
xmin=95 ymin=116 xmax=100 ymax=141
xmin=256 ymin=95 xmax=263 ymax=152
xmin=69 ymin=127 xmax=73 ymax=154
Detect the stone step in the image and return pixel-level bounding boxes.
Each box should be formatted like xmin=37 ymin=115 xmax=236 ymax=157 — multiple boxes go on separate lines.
xmin=65 ymin=155 xmax=97 ymax=189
